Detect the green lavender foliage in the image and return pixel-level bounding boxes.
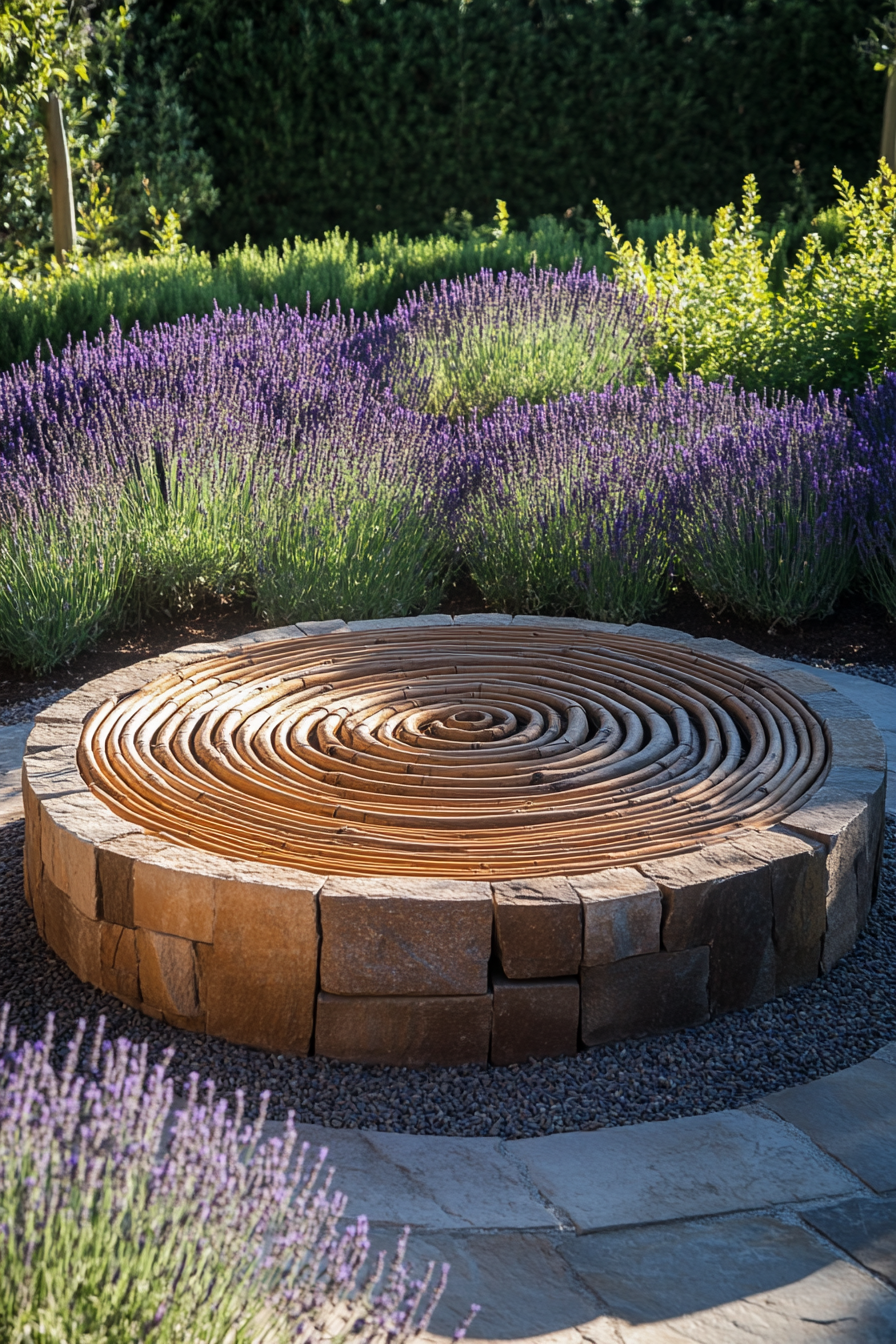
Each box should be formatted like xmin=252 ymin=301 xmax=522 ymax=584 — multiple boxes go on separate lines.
xmin=253 ymin=482 xmax=453 ymax=627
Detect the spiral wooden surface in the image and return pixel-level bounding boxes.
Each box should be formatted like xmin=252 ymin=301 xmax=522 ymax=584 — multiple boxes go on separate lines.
xmin=77 ymin=625 xmax=830 ymax=879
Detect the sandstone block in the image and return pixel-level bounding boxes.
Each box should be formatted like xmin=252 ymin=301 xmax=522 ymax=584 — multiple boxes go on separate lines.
xmin=136 ymin=927 xmax=203 ymax=1027
xmin=623 ymin=624 xmax=694 ymax=643
xmin=102 ymin=833 xmax=227 ymax=943
xmin=743 ymin=828 xmax=827 ymax=992
xmin=641 ymin=840 xmax=774 ymax=1013
xmin=36 ymin=871 xmax=102 ymax=984
xmin=453 ymin=612 xmax=513 ymax=626
xmin=346 ymin=614 xmax=454 ymax=631
xmin=511 ymin=615 xmax=626 ymax=634
xmin=24 ymin=722 xmax=83 ymax=753
xmin=492 ymin=876 xmax=582 ymax=979
xmin=781 ymin=768 xmax=886 ymax=971
xmin=199 ymin=865 xmax=323 ymax=1055
xmin=100 ymin=922 xmax=139 ymax=1003
xmin=571 ymin=868 xmax=662 ymax=966
xmin=319 ymin=877 xmax=492 ymax=996
xmin=41 ymin=793 xmax=140 ymax=920
xmin=580 ymin=947 xmax=710 ymax=1046
xmin=314 ymin=992 xmax=492 ymax=1066
xmin=23 ymin=746 xmax=89 ymax=802
xmin=490 ymin=971 xmax=579 ymax=1065
xmin=824 ymin=718 xmax=888 ymax=772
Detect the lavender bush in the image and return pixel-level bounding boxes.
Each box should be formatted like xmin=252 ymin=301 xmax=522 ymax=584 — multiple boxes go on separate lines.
xmin=0 ymin=1007 xmax=476 ymax=1344
xmin=678 ymin=391 xmax=868 ymax=627
xmin=851 ymin=374 xmax=896 ymax=620
xmin=350 ymin=265 xmax=651 ymax=419
xmin=0 ymin=306 xmax=449 ymax=672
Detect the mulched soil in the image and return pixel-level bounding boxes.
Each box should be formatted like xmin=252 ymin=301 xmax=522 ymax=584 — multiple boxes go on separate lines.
xmin=0 ymin=574 xmax=893 ymax=716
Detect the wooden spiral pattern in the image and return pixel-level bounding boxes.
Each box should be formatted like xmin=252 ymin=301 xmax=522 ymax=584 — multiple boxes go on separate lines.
xmin=77 ymin=626 xmax=830 ymax=879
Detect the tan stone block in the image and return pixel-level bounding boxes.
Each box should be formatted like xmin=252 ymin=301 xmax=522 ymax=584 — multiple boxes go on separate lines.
xmin=824 ymin=718 xmax=888 ymax=772
xmin=22 ymin=746 xmax=88 ymax=802
xmin=100 ymin=922 xmax=139 ymax=1002
xmin=491 ymin=972 xmax=579 ymax=1065
xmin=136 ymin=927 xmax=203 ymax=1025
xmin=640 ymin=840 xmax=774 ymax=1014
xmin=23 ymin=775 xmax=41 ymax=910
xmin=319 ymin=877 xmax=492 ymax=996
xmin=511 ymin=615 xmax=626 ymax=633
xmin=108 ymin=833 xmax=223 ymax=943
xmin=314 ymin=992 xmax=492 ymax=1066
xmin=199 ymin=866 xmax=322 ymax=1055
xmin=571 ymin=868 xmax=662 ymax=967
xmin=453 ymin=612 xmax=513 ymax=626
xmin=41 ymin=794 xmax=140 ymax=920
xmin=737 ymin=829 xmax=827 ymax=993
xmin=781 ymin=768 xmax=886 ymax=971
xmin=34 ymin=686 xmax=109 ymax=727
xmin=38 ymin=871 xmax=102 ymax=984
xmin=346 ymin=614 xmax=454 ymax=632
xmin=623 ymin=624 xmax=695 ymax=643
xmin=581 ymin=947 xmax=710 ymax=1046
xmin=492 ymin=877 xmax=582 ymax=979
xmin=24 ymin=721 xmax=83 ymax=753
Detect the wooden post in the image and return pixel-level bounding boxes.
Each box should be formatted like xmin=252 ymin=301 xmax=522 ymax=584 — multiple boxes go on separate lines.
xmin=43 ymin=92 xmax=77 ymax=262
xmin=882 ymin=70 xmax=896 ymax=170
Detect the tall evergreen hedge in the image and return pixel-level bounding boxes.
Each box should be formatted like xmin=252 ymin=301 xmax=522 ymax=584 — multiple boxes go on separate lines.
xmin=98 ymin=0 xmax=894 ymax=251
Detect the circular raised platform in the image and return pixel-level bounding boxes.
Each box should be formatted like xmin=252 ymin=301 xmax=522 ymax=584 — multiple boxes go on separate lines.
xmin=22 ymin=616 xmax=888 ymax=1067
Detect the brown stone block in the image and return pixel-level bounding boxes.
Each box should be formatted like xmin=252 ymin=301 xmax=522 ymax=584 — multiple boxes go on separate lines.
xmin=571 ymin=868 xmax=661 ymax=967
xmin=41 ymin=793 xmax=140 ymax=920
xmin=490 ymin=971 xmax=579 ymax=1066
xmin=740 ymin=828 xmax=827 ymax=993
xmin=100 ymin=922 xmax=139 ymax=1002
xmin=38 ymin=871 xmax=101 ymax=985
xmin=24 ymin=721 xmax=83 ymax=753
xmin=136 ymin=927 xmax=203 ymax=1027
xmin=314 ymin=992 xmax=492 ymax=1066
xmin=781 ymin=768 xmax=886 ymax=971
xmin=105 ymin=833 xmax=223 ymax=943
xmin=23 ymin=746 xmax=89 ymax=802
xmin=199 ymin=866 xmax=322 ymax=1055
xmin=824 ymin=718 xmax=888 ymax=772
xmin=580 ymin=948 xmax=710 ymax=1046
xmin=492 ymin=877 xmax=582 ymax=979
xmin=640 ymin=841 xmax=774 ymax=1014
xmin=319 ymin=877 xmax=492 ymax=996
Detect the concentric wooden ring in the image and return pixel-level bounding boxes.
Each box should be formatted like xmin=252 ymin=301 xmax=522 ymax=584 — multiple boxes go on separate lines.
xmin=76 ymin=626 xmax=830 ymax=879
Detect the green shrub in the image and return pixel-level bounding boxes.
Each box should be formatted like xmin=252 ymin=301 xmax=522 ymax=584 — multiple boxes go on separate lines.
xmin=598 ymin=162 xmax=896 ymax=396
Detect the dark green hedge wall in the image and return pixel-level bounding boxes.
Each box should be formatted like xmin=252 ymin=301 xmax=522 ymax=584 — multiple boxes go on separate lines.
xmin=130 ymin=0 xmax=885 ymax=252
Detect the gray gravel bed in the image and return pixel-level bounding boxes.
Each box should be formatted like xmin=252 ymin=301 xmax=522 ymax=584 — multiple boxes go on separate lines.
xmin=787 ymin=656 xmax=896 ymax=688
xmin=2 ymin=817 xmax=894 ymax=1137
xmin=0 ymin=689 xmax=70 ymax=727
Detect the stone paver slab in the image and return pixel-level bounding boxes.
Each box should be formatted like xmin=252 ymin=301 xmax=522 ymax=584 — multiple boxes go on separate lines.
xmin=765 ymin=1060 xmax=896 ymax=1193
xmin=874 ymin=1041 xmax=896 ymax=1067
xmin=803 ymin=1193 xmax=896 ymax=1288
xmin=560 ymin=1212 xmax=896 ymax=1342
xmin=510 ymin=1110 xmax=860 ymax=1232
xmin=264 ymin=1125 xmax=556 ymax=1231
xmin=376 ymin=1227 xmax=602 ymax=1343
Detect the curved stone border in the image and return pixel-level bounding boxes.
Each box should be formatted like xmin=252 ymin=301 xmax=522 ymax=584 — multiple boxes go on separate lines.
xmin=22 ymin=616 xmax=888 ymax=1066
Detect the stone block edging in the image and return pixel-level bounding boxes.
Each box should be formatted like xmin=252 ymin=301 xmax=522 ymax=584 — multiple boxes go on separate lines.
xmin=22 ymin=615 xmax=888 ymax=1065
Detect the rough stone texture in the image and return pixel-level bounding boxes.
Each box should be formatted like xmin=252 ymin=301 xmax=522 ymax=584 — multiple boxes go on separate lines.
xmin=511 ymin=1109 xmax=860 ymax=1233
xmin=581 ymin=946 xmax=710 ymax=1046
xmin=319 ymin=877 xmax=492 ymax=996
xmin=623 ymin=624 xmax=695 ymax=643
xmin=41 ymin=793 xmax=140 ymax=920
xmin=100 ymin=921 xmax=139 ymax=1004
xmin=737 ymin=828 xmax=827 ymax=993
xmin=24 ymin=745 xmax=90 ymax=802
xmin=198 ymin=865 xmax=322 ymax=1055
xmin=641 ymin=840 xmax=775 ymax=1014
xmin=782 ymin=766 xmax=887 ymax=971
xmin=135 ymin=927 xmax=204 ymax=1029
xmin=34 ymin=870 xmax=101 ymax=985
xmin=560 ymin=1212 xmax=896 ymax=1342
xmin=784 ymin=768 xmax=891 ymax=967
xmin=802 ymin=1193 xmax=896 ymax=1288
xmin=824 ymin=716 xmax=889 ymax=771
xmin=314 ymin=992 xmax=492 ymax=1066
xmin=490 ymin=970 xmax=579 ymax=1066
xmin=764 ymin=1059 xmax=896 ymax=1194
xmin=512 ymin=614 xmax=626 ymax=634
xmin=492 ymin=876 xmax=583 ymax=979
xmin=100 ymin=833 xmax=230 ymax=943
xmin=345 ymin=614 xmax=454 ymax=632
xmin=572 ymin=868 xmax=662 ymax=966
xmin=452 ymin=611 xmax=513 ymax=626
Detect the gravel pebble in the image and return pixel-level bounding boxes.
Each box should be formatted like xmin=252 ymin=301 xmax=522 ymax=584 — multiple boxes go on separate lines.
xmin=2 ymin=815 xmax=894 ymax=1136
xmin=787 ymin=655 xmax=896 ymax=688
xmin=0 ymin=689 xmax=70 ymax=727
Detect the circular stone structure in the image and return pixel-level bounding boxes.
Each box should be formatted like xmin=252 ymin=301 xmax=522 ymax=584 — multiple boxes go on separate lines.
xmin=22 ymin=615 xmax=888 ymax=1067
